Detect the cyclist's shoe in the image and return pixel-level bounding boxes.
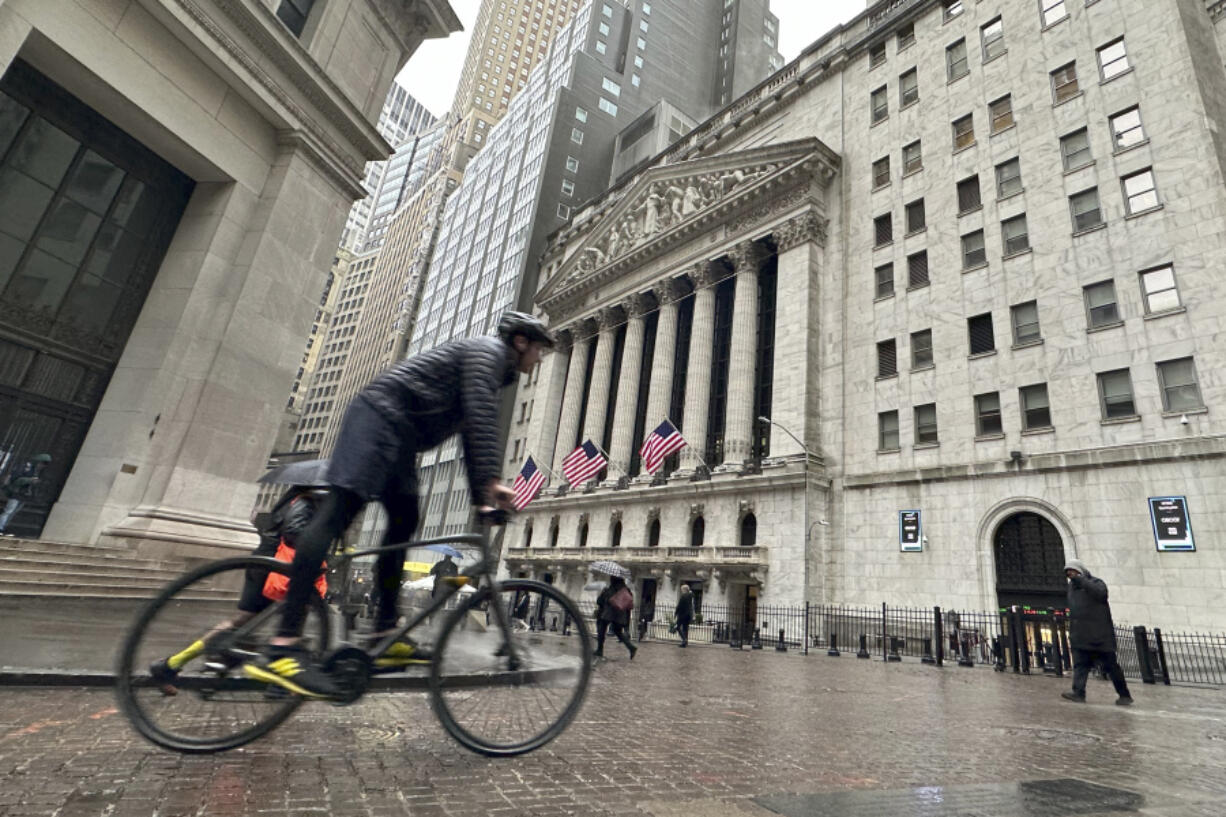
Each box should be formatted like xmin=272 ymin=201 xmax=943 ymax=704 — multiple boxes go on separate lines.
xmin=148 ymin=658 xmax=180 ymax=696
xmin=243 ymin=645 xmax=340 ymax=699
xmin=366 ymin=633 xmax=433 ymax=669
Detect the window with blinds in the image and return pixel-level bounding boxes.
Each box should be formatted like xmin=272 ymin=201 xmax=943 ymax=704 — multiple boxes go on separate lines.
xmin=968 ymin=313 xmax=995 ymax=355
xmin=877 ymin=339 xmax=897 ymax=378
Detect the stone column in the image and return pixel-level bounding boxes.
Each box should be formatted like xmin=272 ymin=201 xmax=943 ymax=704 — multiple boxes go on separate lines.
xmin=720 ymin=240 xmax=766 ymax=469
xmin=677 ymin=262 xmax=722 ymax=475
xmin=640 ymin=278 xmax=684 ymax=479
xmin=607 ymin=294 xmax=650 ymax=480
xmin=533 ymin=330 xmax=573 ymax=476
xmin=552 ymin=321 xmax=594 ymax=476
xmin=580 ymin=307 xmax=621 ymax=459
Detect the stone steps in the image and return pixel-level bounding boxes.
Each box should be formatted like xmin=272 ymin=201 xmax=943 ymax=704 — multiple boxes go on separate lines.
xmin=0 ymin=538 xmax=210 ymax=600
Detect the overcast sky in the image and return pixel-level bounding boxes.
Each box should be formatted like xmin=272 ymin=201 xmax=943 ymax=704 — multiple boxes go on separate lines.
xmin=397 ymin=0 xmax=867 ymax=119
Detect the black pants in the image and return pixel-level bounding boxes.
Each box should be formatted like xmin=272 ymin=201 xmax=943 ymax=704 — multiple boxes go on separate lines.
xmin=676 ymin=619 xmax=691 ymax=646
xmin=596 ymin=620 xmax=633 ymax=655
xmin=1071 ymin=648 xmax=1131 ymax=698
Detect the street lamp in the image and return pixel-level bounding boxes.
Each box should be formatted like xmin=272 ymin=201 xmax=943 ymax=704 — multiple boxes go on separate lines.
xmin=759 ymin=416 xmax=813 ymax=604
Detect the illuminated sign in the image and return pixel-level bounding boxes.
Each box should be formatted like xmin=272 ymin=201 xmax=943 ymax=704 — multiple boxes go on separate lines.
xmin=899 ymin=510 xmax=922 ymax=552
xmin=1149 ymin=496 xmax=1194 ymax=552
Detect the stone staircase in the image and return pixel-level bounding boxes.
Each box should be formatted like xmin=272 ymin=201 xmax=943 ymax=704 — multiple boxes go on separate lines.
xmin=0 ymin=536 xmax=227 ymax=600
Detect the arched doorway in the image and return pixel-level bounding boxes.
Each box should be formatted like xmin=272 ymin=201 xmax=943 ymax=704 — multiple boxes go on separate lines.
xmin=993 ymin=512 xmax=1067 ymax=609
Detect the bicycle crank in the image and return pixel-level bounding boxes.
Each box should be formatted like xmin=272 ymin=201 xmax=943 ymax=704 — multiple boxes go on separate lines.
xmin=322 ymin=646 xmax=372 ymax=706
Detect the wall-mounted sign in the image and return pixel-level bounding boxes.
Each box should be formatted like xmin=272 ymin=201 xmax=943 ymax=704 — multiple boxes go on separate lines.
xmin=1149 ymin=496 xmax=1194 ymax=552
xmin=899 ymin=510 xmax=922 ymax=552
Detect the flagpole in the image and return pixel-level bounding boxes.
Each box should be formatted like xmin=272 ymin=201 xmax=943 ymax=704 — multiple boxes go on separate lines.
xmin=666 ymin=417 xmax=710 ymax=474
xmin=532 ymin=456 xmax=565 ymax=485
xmin=590 ymin=440 xmax=628 ymax=478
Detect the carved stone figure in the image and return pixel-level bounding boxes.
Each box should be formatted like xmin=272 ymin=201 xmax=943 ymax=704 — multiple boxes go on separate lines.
xmin=665 ymin=184 xmax=685 ymax=223
xmin=606 ymin=226 xmax=621 ymax=259
xmin=639 ymin=185 xmax=663 ymax=236
xmin=682 ymin=183 xmax=703 ymax=215
xmin=584 ymin=244 xmax=607 ymax=267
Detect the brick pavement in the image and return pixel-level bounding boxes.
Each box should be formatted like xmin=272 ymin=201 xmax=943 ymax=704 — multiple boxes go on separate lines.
xmin=0 ymin=643 xmax=1223 ymax=816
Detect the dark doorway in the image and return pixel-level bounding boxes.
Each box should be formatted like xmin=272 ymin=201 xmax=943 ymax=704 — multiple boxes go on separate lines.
xmin=637 ymin=577 xmax=657 ymax=639
xmin=994 ymin=512 xmax=1067 ymax=610
xmin=0 ymin=60 xmax=194 ymax=536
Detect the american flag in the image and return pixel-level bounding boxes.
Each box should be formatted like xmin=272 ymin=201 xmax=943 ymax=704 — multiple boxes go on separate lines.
xmin=562 ymin=439 xmax=607 ymax=487
xmin=639 ymin=419 xmax=687 ymax=474
xmin=511 ymin=455 xmax=546 ymax=511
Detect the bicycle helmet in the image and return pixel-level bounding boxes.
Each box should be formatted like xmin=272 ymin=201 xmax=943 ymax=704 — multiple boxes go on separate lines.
xmin=497 ymin=311 xmax=555 ymax=347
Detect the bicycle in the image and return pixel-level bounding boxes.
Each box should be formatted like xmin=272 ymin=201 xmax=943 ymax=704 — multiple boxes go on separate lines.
xmin=115 ymin=514 xmax=593 ymax=757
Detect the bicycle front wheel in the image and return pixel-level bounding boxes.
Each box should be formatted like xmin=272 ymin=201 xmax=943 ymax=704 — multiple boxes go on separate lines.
xmin=114 ymin=556 xmax=330 ymax=753
xmin=429 ymin=579 xmax=593 ymax=756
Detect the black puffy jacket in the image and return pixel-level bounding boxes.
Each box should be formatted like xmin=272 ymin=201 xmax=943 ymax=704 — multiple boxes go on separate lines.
xmin=1067 ymin=570 xmax=1116 ymax=651
xmin=360 ymin=336 xmax=518 ymax=504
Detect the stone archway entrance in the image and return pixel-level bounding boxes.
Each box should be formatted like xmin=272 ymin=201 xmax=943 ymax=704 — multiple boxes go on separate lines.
xmin=993 ymin=512 xmax=1067 ymax=610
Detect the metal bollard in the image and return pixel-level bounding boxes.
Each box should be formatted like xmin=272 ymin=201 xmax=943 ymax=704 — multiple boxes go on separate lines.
xmin=957 ymin=636 xmax=975 ymax=668
xmin=856 ymin=633 xmax=870 ymax=659
xmin=775 ymin=628 xmax=787 ymax=652
xmin=921 ymin=637 xmax=936 ymax=665
xmin=827 ymin=632 xmax=841 ymax=657
xmin=887 ymin=636 xmax=902 ymax=662
xmin=752 ymin=627 xmax=764 ymax=650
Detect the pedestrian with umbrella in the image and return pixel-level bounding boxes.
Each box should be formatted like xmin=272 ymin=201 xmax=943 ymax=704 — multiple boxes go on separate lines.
xmin=591 ymin=561 xmax=636 ymax=660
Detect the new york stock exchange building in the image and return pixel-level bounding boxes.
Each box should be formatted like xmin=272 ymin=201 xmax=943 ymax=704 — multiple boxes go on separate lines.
xmin=504 ymin=0 xmax=1226 ymax=634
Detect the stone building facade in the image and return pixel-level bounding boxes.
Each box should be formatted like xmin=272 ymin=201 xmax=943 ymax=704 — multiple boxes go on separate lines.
xmin=0 ymin=0 xmax=458 ymax=551
xmin=506 ymin=0 xmax=1226 ymax=632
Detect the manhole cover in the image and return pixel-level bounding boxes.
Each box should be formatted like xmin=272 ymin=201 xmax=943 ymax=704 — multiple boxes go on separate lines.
xmin=754 ymin=778 xmax=1143 ymax=817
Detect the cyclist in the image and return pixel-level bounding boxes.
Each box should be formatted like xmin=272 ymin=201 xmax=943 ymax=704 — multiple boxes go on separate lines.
xmin=243 ymin=312 xmax=553 ymax=698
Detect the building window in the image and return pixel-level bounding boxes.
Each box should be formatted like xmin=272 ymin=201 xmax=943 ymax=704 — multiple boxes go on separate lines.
xmin=900 ymin=68 xmax=919 ymax=106
xmin=595 ymin=40 xmax=607 ymax=54
xmin=1070 ymin=187 xmax=1103 ymax=232
xmin=557 ymin=203 xmax=570 ymax=219
xmin=995 ymin=157 xmax=1022 ymax=198
xmin=872 ymin=156 xmax=891 ymax=188
xmin=879 ymin=410 xmax=900 ymax=450
xmin=962 ymin=230 xmax=986 ymax=269
xmin=1083 ymin=280 xmax=1120 ymax=329
xmin=561 ymin=179 xmax=574 ymax=196
xmin=981 ymin=17 xmax=1005 ymax=60
xmin=874 ymin=213 xmax=893 ymax=246
xmin=989 ymin=95 xmax=1014 ymax=134
xmin=599 ymin=21 xmax=610 ymax=35
xmin=1097 ymin=38 xmax=1130 ymax=81
xmin=1001 ymin=214 xmax=1029 ymax=255
xmin=911 ymin=329 xmax=933 ymax=368
xmin=637 ymin=36 xmax=647 ymax=49
xmin=1157 ymin=358 xmax=1204 ymax=412
xmin=1011 ymin=300 xmax=1041 ymax=345
xmin=647 ymin=518 xmax=660 ymax=547
xmin=914 ymin=403 xmax=939 ymax=444
xmin=1110 ymin=106 xmax=1145 ymax=151
xmin=1020 ymin=384 xmax=1052 ymax=430
xmin=602 ymin=77 xmax=621 ymax=96
xmin=947 ymin=39 xmax=969 ymax=81
xmin=875 ymin=262 xmax=894 ymax=298
xmin=898 ymin=22 xmax=915 ymax=49
xmin=640 ymin=19 xmax=649 ymax=31
xmin=690 ymin=516 xmax=705 ymax=547
xmin=943 ymin=0 xmax=963 ymax=21
xmin=602 ymin=3 xmax=612 ymax=16
xmin=1041 ymin=0 xmax=1068 ymax=26
xmin=1051 ymin=62 xmax=1079 ymax=104
xmin=1139 ymin=264 xmax=1180 ymax=313
xmin=877 ymin=339 xmax=897 ymax=377
xmin=968 ymin=312 xmax=995 ymax=354
xmin=571 ymin=127 xmax=584 ymax=144
xmin=635 ymin=54 xmax=644 ymax=68
xmin=632 ymin=73 xmax=641 ymax=87
xmin=276 ymin=0 xmax=317 ymax=37
xmin=1060 ymin=128 xmax=1092 ymax=171
xmin=575 ymin=106 xmax=588 ymax=122
xmin=957 ymin=175 xmax=981 ymax=213
xmin=565 ymin=156 xmax=579 ymax=173
xmin=975 ymin=392 xmax=1002 ymax=435
xmin=952 ymin=114 xmax=975 ymax=150
xmin=599 ymin=97 xmax=618 ymax=116
xmin=869 ymin=42 xmax=887 ymax=69
xmin=1097 ymin=369 xmax=1136 ymax=419
xmin=871 ymin=86 xmax=888 ymax=123
xmin=1122 ymin=168 xmax=1158 ymax=214
xmin=643 ymin=2 xmax=652 ymax=13
xmin=907 ymin=250 xmax=929 ymax=288
xmin=902 ymin=140 xmax=923 ymax=174
xmin=905 ymin=198 xmax=926 ymax=233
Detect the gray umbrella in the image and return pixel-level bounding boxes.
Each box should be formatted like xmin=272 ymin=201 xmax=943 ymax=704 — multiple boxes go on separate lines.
xmin=257 ymin=458 xmax=330 ymax=487
xmin=589 ymin=560 xmax=631 ymax=580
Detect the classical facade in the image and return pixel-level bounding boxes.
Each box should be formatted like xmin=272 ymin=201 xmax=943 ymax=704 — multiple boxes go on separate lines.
xmin=0 ymin=0 xmax=459 ymax=551
xmin=506 ymin=0 xmax=1226 ymax=632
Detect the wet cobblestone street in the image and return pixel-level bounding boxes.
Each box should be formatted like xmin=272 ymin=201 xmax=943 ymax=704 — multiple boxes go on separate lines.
xmin=1 ymin=643 xmax=1223 ymax=816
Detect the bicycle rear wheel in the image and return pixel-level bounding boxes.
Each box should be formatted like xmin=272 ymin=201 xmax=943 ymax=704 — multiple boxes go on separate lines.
xmin=115 ymin=557 xmax=330 ymax=753
xmin=429 ymin=579 xmax=593 ymax=757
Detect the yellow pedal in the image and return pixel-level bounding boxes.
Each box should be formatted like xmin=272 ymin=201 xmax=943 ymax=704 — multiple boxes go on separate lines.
xmin=443 ymin=576 xmax=470 ymax=587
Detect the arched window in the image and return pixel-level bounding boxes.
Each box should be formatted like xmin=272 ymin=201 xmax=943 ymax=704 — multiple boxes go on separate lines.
xmin=549 ymin=521 xmax=559 ymax=548
xmin=740 ymin=513 xmax=757 ymax=547
xmin=648 ymin=518 xmax=660 ymax=547
xmin=523 ymin=521 xmax=534 ymax=549
xmin=610 ymin=520 xmax=622 ymax=548
xmin=691 ymin=516 xmax=705 ymax=547
xmin=578 ymin=521 xmax=589 ymax=547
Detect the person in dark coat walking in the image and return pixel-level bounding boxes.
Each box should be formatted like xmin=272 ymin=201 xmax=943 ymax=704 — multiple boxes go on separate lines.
xmin=674 ymin=584 xmax=695 ymax=647
xmin=594 ymin=576 xmax=637 ymax=659
xmin=1061 ymin=558 xmax=1133 ymax=705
